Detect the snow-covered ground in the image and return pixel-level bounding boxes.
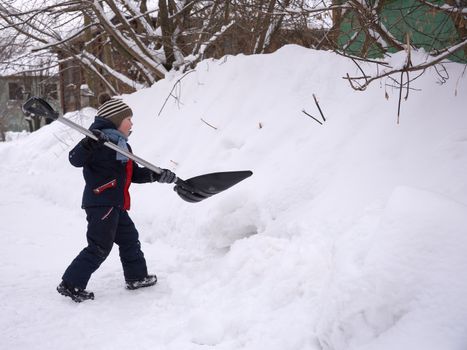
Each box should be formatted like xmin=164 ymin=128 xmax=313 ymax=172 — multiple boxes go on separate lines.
xmin=1 ymin=46 xmax=466 ymax=350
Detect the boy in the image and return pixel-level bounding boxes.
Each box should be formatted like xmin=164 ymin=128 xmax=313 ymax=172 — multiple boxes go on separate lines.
xmin=57 ymin=94 xmax=175 ymax=302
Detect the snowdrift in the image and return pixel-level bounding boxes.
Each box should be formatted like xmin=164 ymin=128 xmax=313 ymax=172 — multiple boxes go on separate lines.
xmin=1 ymin=45 xmax=467 ymax=350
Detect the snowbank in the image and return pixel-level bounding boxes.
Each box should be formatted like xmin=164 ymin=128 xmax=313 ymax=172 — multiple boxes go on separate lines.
xmin=1 ymin=45 xmax=466 ymax=350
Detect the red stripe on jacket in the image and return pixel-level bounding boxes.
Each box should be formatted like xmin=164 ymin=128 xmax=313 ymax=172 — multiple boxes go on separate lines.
xmin=123 ymin=159 xmax=133 ymax=210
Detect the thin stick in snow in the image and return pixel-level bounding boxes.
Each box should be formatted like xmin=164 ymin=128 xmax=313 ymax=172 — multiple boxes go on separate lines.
xmin=158 ymin=71 xmax=195 ymax=117
xmin=200 ymin=118 xmax=218 ymax=130
xmin=313 ymin=94 xmax=326 ymax=122
xmin=397 ymin=71 xmax=404 ymax=124
xmin=302 ymin=109 xmax=323 ymax=125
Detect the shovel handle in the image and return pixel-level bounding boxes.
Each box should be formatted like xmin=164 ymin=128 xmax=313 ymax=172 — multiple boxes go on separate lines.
xmin=57 ymin=116 xmax=165 ymax=175
xmin=23 ymin=97 xmax=169 ymax=177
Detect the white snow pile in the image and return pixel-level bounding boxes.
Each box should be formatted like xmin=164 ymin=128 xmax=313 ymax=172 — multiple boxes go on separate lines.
xmin=1 ymin=45 xmax=466 ymax=350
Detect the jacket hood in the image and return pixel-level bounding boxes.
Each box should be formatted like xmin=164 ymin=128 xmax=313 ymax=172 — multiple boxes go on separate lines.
xmin=89 ymin=117 xmax=116 ymax=131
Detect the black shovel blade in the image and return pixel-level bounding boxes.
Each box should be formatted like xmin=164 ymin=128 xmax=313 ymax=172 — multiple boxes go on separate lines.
xmin=22 ymin=97 xmax=59 ymax=121
xmin=174 ymin=170 xmax=253 ymax=203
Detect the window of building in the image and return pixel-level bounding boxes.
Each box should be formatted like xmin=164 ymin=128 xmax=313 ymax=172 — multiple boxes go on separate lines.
xmin=8 ymin=82 xmax=24 ymax=100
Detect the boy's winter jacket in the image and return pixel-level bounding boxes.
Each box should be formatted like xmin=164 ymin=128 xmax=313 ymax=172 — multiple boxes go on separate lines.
xmin=69 ymin=117 xmax=156 ymax=210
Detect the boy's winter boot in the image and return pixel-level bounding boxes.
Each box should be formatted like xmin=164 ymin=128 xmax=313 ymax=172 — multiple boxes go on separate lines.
xmin=126 ymin=274 xmax=157 ymax=290
xmin=57 ymin=281 xmax=95 ymax=303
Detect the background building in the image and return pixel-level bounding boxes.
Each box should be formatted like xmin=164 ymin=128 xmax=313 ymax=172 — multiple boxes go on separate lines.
xmin=0 ymin=71 xmax=60 ymax=140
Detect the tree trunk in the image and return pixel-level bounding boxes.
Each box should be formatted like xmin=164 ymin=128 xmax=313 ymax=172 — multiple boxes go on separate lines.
xmin=254 ymin=0 xmax=277 ymax=54
xmin=82 ymin=13 xmax=98 ymax=107
xmin=159 ymin=0 xmax=175 ymax=69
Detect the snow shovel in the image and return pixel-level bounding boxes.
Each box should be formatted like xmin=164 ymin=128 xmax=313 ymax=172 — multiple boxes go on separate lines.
xmin=22 ymin=97 xmax=252 ymax=203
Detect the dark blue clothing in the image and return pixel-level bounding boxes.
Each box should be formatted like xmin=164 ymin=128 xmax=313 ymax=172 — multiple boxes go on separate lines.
xmin=62 ymin=117 xmax=154 ymax=289
xmin=62 ymin=207 xmax=147 ymax=289
xmin=68 ymin=117 xmax=155 ymax=209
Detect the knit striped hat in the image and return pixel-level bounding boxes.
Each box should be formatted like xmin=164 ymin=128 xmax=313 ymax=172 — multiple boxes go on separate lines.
xmin=97 ymin=93 xmax=133 ymax=128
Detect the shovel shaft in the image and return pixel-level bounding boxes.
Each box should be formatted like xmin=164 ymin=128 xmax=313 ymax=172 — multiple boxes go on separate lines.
xmin=22 ymin=97 xmax=251 ymax=204
xmin=57 ymin=116 xmax=164 ymax=175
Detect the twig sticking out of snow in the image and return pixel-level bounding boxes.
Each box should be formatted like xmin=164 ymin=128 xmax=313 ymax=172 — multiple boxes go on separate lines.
xmin=200 ymin=118 xmax=218 ymax=130
xmin=158 ymin=71 xmax=195 ymax=117
xmin=302 ymin=109 xmax=323 ymax=125
xmin=313 ymin=94 xmax=326 ymax=122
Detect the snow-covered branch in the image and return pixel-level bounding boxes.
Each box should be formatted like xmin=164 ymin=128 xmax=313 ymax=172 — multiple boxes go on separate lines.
xmin=281 ymin=3 xmax=350 ymax=15
xmin=183 ymin=20 xmax=235 ymax=70
xmin=89 ymin=0 xmax=166 ymax=80
xmin=345 ymin=39 xmax=467 ymax=91
xmin=30 ymin=23 xmax=97 ymax=52
xmin=81 ymin=50 xmax=145 ymax=91
xmin=417 ymin=0 xmax=467 ymax=15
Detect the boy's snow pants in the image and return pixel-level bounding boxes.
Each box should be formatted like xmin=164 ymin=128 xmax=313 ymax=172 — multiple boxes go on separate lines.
xmin=62 ymin=207 xmax=148 ymax=289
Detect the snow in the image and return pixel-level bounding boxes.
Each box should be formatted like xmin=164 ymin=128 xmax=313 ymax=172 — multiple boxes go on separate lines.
xmin=3 ymin=131 xmax=30 ymax=142
xmin=1 ymin=45 xmax=467 ymax=350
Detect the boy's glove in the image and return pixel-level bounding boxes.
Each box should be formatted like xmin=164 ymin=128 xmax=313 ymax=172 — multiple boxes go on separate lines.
xmin=90 ymin=129 xmax=110 ymax=145
xmin=153 ymin=169 xmax=176 ymax=183
xmin=81 ymin=129 xmax=109 ymax=150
